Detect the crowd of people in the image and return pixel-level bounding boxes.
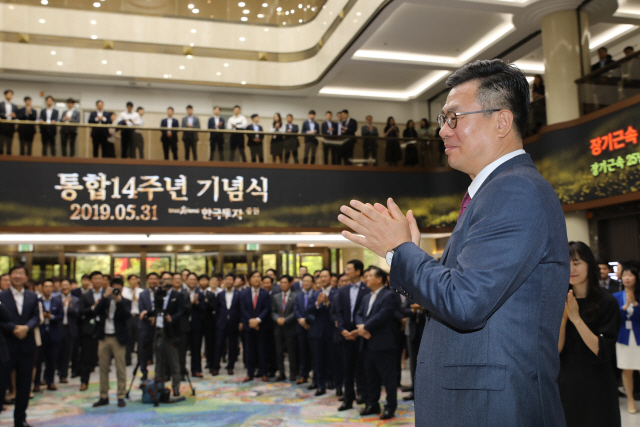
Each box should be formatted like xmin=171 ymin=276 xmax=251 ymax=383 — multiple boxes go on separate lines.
xmin=0 ymin=91 xmax=441 ymax=167
xmin=0 ymin=260 xmax=426 ymax=426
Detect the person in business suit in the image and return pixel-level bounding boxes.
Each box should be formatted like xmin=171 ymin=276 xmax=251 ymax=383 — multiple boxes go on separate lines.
xmin=0 ymin=298 xmax=10 ymax=364
xmin=60 ymin=98 xmax=81 ymax=157
xmin=181 ymin=105 xmax=200 ymax=160
xmin=293 ymin=274 xmax=316 ymax=384
xmin=70 ymin=274 xmax=90 ymax=378
xmin=302 ymin=110 xmax=319 ymax=164
xmin=271 ymin=274 xmax=298 ymax=381
xmin=333 ymin=260 xmax=370 ymax=410
xmin=307 ymin=269 xmax=338 ymax=395
xmin=0 ymin=89 xmax=18 ymax=155
xmin=597 ymin=257 xmax=622 ymax=294
xmin=92 ymin=277 xmax=131 ymax=408
xmin=185 ymin=273 xmax=205 ymax=377
xmin=116 ymin=102 xmax=142 ymax=159
xmin=361 ymin=115 xmax=379 ymax=166
xmin=34 ymin=279 xmax=64 ymax=391
xmin=321 ymin=111 xmax=337 ymax=165
xmin=78 ymin=271 xmax=106 ymax=391
xmin=260 ymin=275 xmax=278 ymax=376
xmin=403 ymin=297 xmax=426 ymax=401
xmin=57 ymin=278 xmax=79 ymax=384
xmin=283 ymin=114 xmax=300 ymax=164
xmin=152 ymin=273 xmax=184 ymax=396
xmin=240 ymin=271 xmax=271 ymax=382
xmin=160 ymin=107 xmax=180 ymax=160
xmin=208 ymin=106 xmax=225 ymax=161
xmin=592 ymin=46 xmax=615 ymax=71
xmin=227 ymin=105 xmax=248 ymax=162
xmin=137 ymin=272 xmax=158 ymax=381
xmin=39 ymin=96 xmax=59 ymax=156
xmin=121 ymin=275 xmax=142 ymax=366
xmin=0 ymin=265 xmax=41 ymax=427
xmin=16 ymin=96 xmax=37 ymax=156
xmin=328 ymin=273 xmax=345 ymax=397
xmin=88 ymin=100 xmax=113 ymax=158
xmin=201 ymin=275 xmax=218 ymax=373
xmin=247 ymin=114 xmax=264 ymax=163
xmin=338 ymin=59 xmax=571 ymax=426
xmin=355 ymin=267 xmax=399 ymax=420
xmin=213 ymin=274 xmax=241 ymax=375
xmin=340 ymin=109 xmax=358 ymax=165
xmin=171 ymin=273 xmax=191 ymax=379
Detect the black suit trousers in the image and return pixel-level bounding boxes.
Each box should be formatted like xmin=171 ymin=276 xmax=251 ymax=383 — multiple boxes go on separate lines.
xmin=249 ymin=144 xmax=264 ymax=163
xmin=162 ymin=139 xmax=178 ymax=160
xmin=364 ymin=348 xmax=398 ymax=412
xmin=41 ymin=131 xmax=56 ymax=156
xmin=297 ymin=329 xmax=312 ymax=379
xmin=274 ymin=328 xmax=298 ymax=379
xmin=0 ymin=348 xmax=35 ymax=424
xmin=332 ymin=340 xmax=344 ymax=389
xmin=57 ymin=325 xmax=75 ymax=380
xmin=60 ymin=131 xmax=77 ymax=157
xmin=79 ymin=334 xmax=98 ymax=384
xmin=230 ymin=135 xmax=246 ymax=162
xmin=184 ymin=139 xmax=197 ymax=160
xmin=244 ymin=328 xmax=267 ymax=378
xmin=213 ymin=326 xmax=239 ymax=370
xmin=138 ymin=326 xmax=154 ymax=375
xmin=343 ymin=338 xmax=368 ymax=404
xmin=312 ymin=335 xmax=333 ymax=389
xmin=92 ymin=136 xmax=108 ymax=158
xmin=19 ymin=137 xmax=34 ymax=156
xmin=35 ymin=331 xmax=59 ymax=386
xmin=188 ymin=325 xmax=203 ymax=374
xmin=209 ymin=136 xmax=224 ymax=161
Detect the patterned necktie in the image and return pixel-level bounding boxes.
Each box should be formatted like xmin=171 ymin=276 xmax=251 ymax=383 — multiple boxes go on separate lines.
xmin=458 ymin=191 xmax=471 ymax=220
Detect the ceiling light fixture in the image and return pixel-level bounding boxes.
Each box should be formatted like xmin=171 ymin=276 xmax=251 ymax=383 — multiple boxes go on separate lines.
xmin=282 ymin=22 xmax=286 ymax=25
xmin=190 ymin=43 xmax=194 ymax=46
xmin=188 ymin=3 xmax=194 ymax=9
xmin=291 ymin=9 xmax=295 ymax=14
xmin=179 ymin=65 xmax=185 ymax=69
xmin=239 ymin=37 xmax=245 ymax=41
xmin=90 ymin=20 xmax=97 ymax=24
xmin=57 ymin=61 xmax=63 ymax=66
xmin=257 ymin=13 xmax=264 ymax=18
xmin=241 ymin=16 xmax=248 ymax=21
xmin=51 ymin=50 xmax=56 ymax=55
xmin=216 ymin=71 xmax=221 ymax=75
xmin=241 ymin=81 xmax=247 ymax=85
xmin=224 ymin=63 xmax=229 ymax=67
xmin=285 ymin=11 xmax=289 ymax=15
xmin=262 ymin=2 xmax=268 ymax=6
xmin=299 ymin=19 xmax=302 ymax=23
xmin=590 ymin=24 xmax=636 ymax=50
xmin=102 ymin=60 xmax=107 ymax=64
xmin=243 ymin=9 xmax=249 ymax=14
xmin=163 ymin=74 xmax=169 ymax=78
xmin=116 ymin=70 xmax=122 ymax=75
xmin=512 ymin=61 xmax=545 ymax=73
xmin=39 ymin=19 xmax=46 ymax=23
xmin=187 ymin=55 xmax=193 ymax=58
xmin=192 ymin=8 xmax=199 ymax=13
xmin=191 ymin=29 xmax=197 ymax=33
xmin=276 ymin=7 xmax=281 ymax=11
xmin=41 ymin=0 xmax=48 ymax=5
xmin=91 ymin=35 xmax=98 ymax=39
xmin=238 ymin=1 xmax=245 ymax=6
xmin=93 ymin=2 xmax=100 ymax=7
xmin=264 ymin=28 xmax=269 ymax=31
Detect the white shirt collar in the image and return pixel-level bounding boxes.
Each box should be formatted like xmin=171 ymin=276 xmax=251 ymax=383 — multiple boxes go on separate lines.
xmin=10 ymin=285 xmax=24 ymax=297
xmin=467 ymin=149 xmax=526 ymax=199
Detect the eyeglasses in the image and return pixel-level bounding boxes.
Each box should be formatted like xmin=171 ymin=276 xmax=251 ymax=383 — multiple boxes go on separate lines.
xmin=437 ymin=109 xmax=501 ymax=130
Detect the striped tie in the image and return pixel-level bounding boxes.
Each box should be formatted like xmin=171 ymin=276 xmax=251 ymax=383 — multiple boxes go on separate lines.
xmin=458 ymin=192 xmax=471 ymax=220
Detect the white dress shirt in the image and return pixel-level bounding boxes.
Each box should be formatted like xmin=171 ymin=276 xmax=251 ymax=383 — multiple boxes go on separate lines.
xmin=225 ymin=289 xmax=234 ymax=310
xmin=307 ymin=120 xmax=315 ymax=132
xmin=227 ymin=114 xmax=248 ymax=130
xmin=213 ymin=115 xmax=221 ymax=128
xmin=366 ymin=287 xmax=382 ymax=316
xmin=65 ymin=109 xmax=74 ymax=119
xmin=45 ymin=108 xmax=54 ymax=123
xmin=104 ymin=298 xmax=116 ymax=334
xmin=166 ymin=117 xmax=173 ymax=128
xmin=155 ymin=290 xmax=172 ymax=329
xmin=121 ymin=287 xmax=142 ymax=315
xmin=118 ymin=111 xmax=142 ymax=126
xmin=62 ymin=294 xmax=70 ymax=325
xmin=10 ymin=285 xmax=25 ymax=315
xmin=4 ymin=101 xmax=13 ymax=119
xmin=467 ymin=149 xmax=526 ymax=199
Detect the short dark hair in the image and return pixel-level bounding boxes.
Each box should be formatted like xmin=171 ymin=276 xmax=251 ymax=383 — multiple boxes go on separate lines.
xmin=225 ymin=273 xmax=236 ymax=280
xmin=45 ymin=95 xmax=54 ymax=101
xmin=287 ymin=114 xmax=293 ymax=118
xmin=4 ymin=89 xmax=13 ymax=95
xmin=146 ymin=272 xmax=159 ymax=279
xmin=213 ymin=106 xmax=220 ymax=110
xmin=325 ymin=110 xmax=332 ymax=115
xmin=126 ymin=101 xmax=133 ymax=107
xmin=9 ymin=265 xmax=27 ymax=275
xmin=81 ymin=274 xmax=90 ymax=280
xmin=96 ymin=100 xmax=103 ymax=105
xmin=167 ymin=107 xmax=174 ymax=112
xmin=251 ymin=114 xmax=258 ymax=119
xmin=625 ymin=46 xmax=634 ymax=52
xmin=342 ymin=109 xmax=349 ymax=115
xmin=233 ymin=105 xmax=241 ymax=110
xmin=66 ymin=98 xmax=75 ymax=104
xmin=137 ymin=106 xmax=144 ymax=112
xmin=111 ymin=277 xmax=124 ymax=286
xmin=181 ymin=269 xmax=190 ymax=274
xmin=280 ymin=274 xmax=293 ymax=283
xmin=24 ymin=96 xmax=31 ymax=102
xmin=599 ymin=46 xmax=608 ymax=52
xmin=266 ymin=268 xmax=277 ymax=275
xmin=198 ymin=274 xmax=209 ymax=281
xmin=309 ymin=110 xmax=316 ymax=115
xmin=347 ymin=259 xmax=364 ymax=275
xmin=446 ymin=59 xmax=530 ymax=138
xmin=302 ymin=273 xmax=315 ymax=282
xmin=187 ymin=272 xmax=198 ymax=279
xmin=89 ymin=271 xmax=103 ymax=279
xmin=186 ymin=105 xmax=193 ymax=109
xmin=161 ymin=271 xmax=173 ymax=279
xmin=369 ymin=266 xmax=388 ymax=284
xmin=127 ymin=274 xmax=138 ymax=280
xmin=262 ymin=276 xmax=273 ymax=284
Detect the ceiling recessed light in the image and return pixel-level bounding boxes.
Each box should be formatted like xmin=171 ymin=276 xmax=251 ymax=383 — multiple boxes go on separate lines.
xmin=163 ymin=74 xmax=169 ymax=78
xmin=101 ymin=60 xmax=107 ymax=64
xmin=276 ymin=6 xmax=281 ymax=11
xmin=241 ymin=81 xmax=246 ymax=85
xmin=299 ymin=19 xmax=302 ymax=22
xmin=282 ymin=22 xmax=286 ymax=25
xmin=179 ymin=65 xmax=185 ymax=69
xmin=224 ymin=63 xmax=229 ymax=67
xmin=93 ymin=2 xmax=100 ymax=7
xmin=187 ymin=55 xmax=193 ymax=59
xmin=190 ymin=43 xmax=194 ymax=46
xmin=188 ymin=3 xmax=194 ymax=9
xmin=57 ymin=61 xmax=63 ymax=66
xmin=116 ymin=70 xmax=122 ymax=75
xmin=90 ymin=20 xmax=97 ymax=24
xmin=192 ymin=8 xmax=199 ymax=13
xmin=239 ymin=37 xmax=245 ymax=41
xmin=356 ymin=12 xmax=361 ymax=16
xmin=264 ymin=28 xmax=269 ymax=31
xmin=285 ymin=11 xmax=289 ymax=15
xmin=262 ymin=2 xmax=268 ymax=7
xmin=216 ymin=71 xmax=221 ymax=75
xmin=51 ymin=50 xmax=56 ymax=55
xmin=191 ymin=29 xmax=196 ymax=33
xmin=243 ymin=9 xmax=249 ymax=14
xmin=291 ymin=9 xmax=295 ymax=14
xmin=41 ymin=0 xmax=48 ymax=5
xmin=311 ymin=7 xmax=316 ymax=11
xmin=238 ymin=1 xmax=245 ymax=6
xmin=241 ymin=16 xmax=248 ymax=21
xmin=298 ymin=3 xmax=302 ymax=8
xmin=39 ymin=19 xmax=45 ymax=23
xmin=257 ymin=13 xmax=264 ymax=18
xmin=91 ymin=35 xmax=98 ymax=39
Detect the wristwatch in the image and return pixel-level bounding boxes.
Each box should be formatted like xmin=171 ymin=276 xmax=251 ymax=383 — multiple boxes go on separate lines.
xmin=385 ymin=244 xmax=403 ymax=267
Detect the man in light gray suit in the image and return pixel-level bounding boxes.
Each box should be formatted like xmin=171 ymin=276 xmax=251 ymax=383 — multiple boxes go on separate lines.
xmin=338 ymin=59 xmax=569 ymax=426
xmin=181 ymin=105 xmax=200 ymax=161
xmin=60 ymin=98 xmax=81 ymax=157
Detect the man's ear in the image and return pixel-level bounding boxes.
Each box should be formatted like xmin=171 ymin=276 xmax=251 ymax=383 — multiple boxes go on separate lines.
xmin=496 ymin=110 xmax=514 ymax=138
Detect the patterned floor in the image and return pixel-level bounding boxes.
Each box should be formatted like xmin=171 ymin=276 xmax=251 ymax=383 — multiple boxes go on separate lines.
xmin=1 ymin=362 xmax=415 ymax=427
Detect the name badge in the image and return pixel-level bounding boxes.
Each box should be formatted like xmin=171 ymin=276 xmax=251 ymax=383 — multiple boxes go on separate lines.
xmin=627 ymin=320 xmax=633 ymax=330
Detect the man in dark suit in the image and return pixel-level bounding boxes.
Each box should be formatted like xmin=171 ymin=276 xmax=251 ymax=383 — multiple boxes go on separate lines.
xmin=260 ymin=275 xmax=278 ymax=376
xmin=181 ymin=105 xmax=200 ymax=160
xmin=92 ymin=277 xmax=131 ymax=408
xmin=0 ymin=89 xmax=17 ymax=155
xmin=340 ymin=109 xmax=358 ymax=165
xmin=293 ymin=274 xmax=316 ymax=384
xmin=171 ymin=272 xmax=191 ymax=379
xmin=60 ymin=98 xmax=81 ymax=157
xmin=16 ymin=96 xmax=37 ymax=156
xmin=403 ymin=298 xmax=426 ymax=401
xmin=592 ymin=46 xmax=615 ymax=71
xmin=247 ymin=114 xmax=264 ymax=163
xmin=338 ymin=59 xmax=570 ymax=426
xmin=355 ymin=267 xmax=399 ymax=420
xmin=302 ymin=110 xmax=319 ymax=164
xmin=306 ymin=268 xmax=338 ymax=396
xmin=240 ymin=271 xmax=271 ymax=382
xmin=137 ymin=272 xmax=158 ymax=381
xmin=70 ymin=274 xmax=90 ymax=378
xmin=321 ymin=111 xmax=337 ymax=165
xmin=361 ymin=115 xmax=379 ymax=165
xmin=328 ymin=274 xmax=344 ymax=397
xmin=271 ymin=274 xmax=298 ymax=381
xmin=39 ymin=95 xmax=59 ymax=156
xmin=160 ymin=107 xmax=180 ymax=160
xmin=34 ymin=279 xmax=64 ymax=391
xmin=598 ymin=257 xmax=622 ymax=294
xmin=88 ymin=100 xmax=113 ymax=158
xmin=213 ymin=274 xmax=241 ymax=375
xmin=334 ymin=259 xmax=370 ymax=410
xmin=78 ymin=271 xmax=106 ymax=391
xmin=152 ymin=273 xmax=185 ymax=396
xmin=283 ymin=114 xmax=300 ymax=164
xmin=0 ymin=265 xmax=41 ymax=427
xmin=208 ymin=106 xmax=225 ymax=161
xmin=185 ymin=273 xmax=205 ymax=377
xmin=57 ymin=278 xmax=79 ymax=384
xmin=201 ymin=275 xmax=218 ymax=373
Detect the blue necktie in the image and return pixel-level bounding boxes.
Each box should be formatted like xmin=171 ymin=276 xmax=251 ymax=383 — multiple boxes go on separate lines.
xmin=304 ymin=292 xmax=309 ymax=308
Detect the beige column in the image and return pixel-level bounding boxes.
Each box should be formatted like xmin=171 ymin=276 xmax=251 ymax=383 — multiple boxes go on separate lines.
xmin=564 ymin=211 xmax=591 ymax=244
xmin=419 ymin=238 xmax=437 ymax=257
xmin=341 ymin=247 xmax=365 ymax=268
xmin=541 ymin=10 xmax=590 ymax=124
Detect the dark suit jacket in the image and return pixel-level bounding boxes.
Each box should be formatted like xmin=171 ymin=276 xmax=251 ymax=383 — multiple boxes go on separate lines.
xmin=60 ymin=109 xmax=81 ymax=134
xmin=391 ymin=154 xmax=570 ymax=426
xmin=284 ymin=123 xmax=299 ymax=147
xmin=62 ymin=294 xmax=80 ymax=338
xmin=94 ymin=296 xmax=131 ymax=346
xmin=293 ymin=290 xmax=316 ymax=333
xmin=301 ymin=120 xmax=319 ymax=144
xmin=271 ymin=290 xmax=298 ymax=336
xmin=355 ymin=287 xmax=398 ymax=351
xmin=602 ymin=278 xmax=622 ymax=294
xmin=334 ymin=281 xmax=370 ymax=333
xmin=207 ymin=116 xmax=225 ymax=142
xmin=152 ymin=289 xmax=185 ymax=343
xmin=39 ymin=108 xmax=59 ymax=137
xmin=592 ymin=56 xmax=615 ymax=71
xmin=307 ymin=288 xmax=337 ymax=339
xmin=70 ymin=288 xmax=83 ymax=299
xmin=0 ymin=101 xmax=18 ymax=136
xmin=216 ymin=289 xmax=241 ymax=331
xmin=321 ymin=121 xmax=336 ymax=136
xmin=0 ymin=288 xmax=41 ymax=355
xmin=88 ymin=111 xmax=113 ymax=139
xmin=138 ymin=289 xmax=153 ymax=331
xmin=342 ymin=117 xmax=358 ymax=136
xmin=16 ymin=107 xmax=37 ymax=140
xmin=291 ymin=281 xmax=302 ymax=293
xmin=40 ymin=295 xmax=64 ymax=343
xmin=188 ymin=288 xmax=206 ymax=330
xmin=240 ymin=287 xmax=271 ymax=330
xmin=160 ymin=118 xmax=180 ymax=144
xmin=78 ymin=290 xmax=101 ymax=337
xmin=0 ymin=301 xmax=10 ymax=362
xmin=181 ymin=116 xmax=201 ymax=142
xmin=328 ymin=286 xmax=342 ymax=343
xmin=246 ymin=123 xmax=264 ymax=146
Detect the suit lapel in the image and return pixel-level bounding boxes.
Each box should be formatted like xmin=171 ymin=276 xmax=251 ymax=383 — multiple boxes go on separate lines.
xmin=4 ymin=291 xmax=20 ymax=319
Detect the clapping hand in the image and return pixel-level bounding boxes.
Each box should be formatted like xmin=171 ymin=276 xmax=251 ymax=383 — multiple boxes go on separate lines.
xmin=565 ymin=290 xmax=581 ymax=324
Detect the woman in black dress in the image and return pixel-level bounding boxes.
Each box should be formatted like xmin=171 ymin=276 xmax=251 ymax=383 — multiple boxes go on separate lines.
xmin=384 ymin=116 xmax=401 ymax=166
xmin=270 ymin=113 xmax=284 ymax=163
xmin=403 ymin=119 xmax=419 ymax=166
xmin=558 ymin=241 xmax=622 ymax=427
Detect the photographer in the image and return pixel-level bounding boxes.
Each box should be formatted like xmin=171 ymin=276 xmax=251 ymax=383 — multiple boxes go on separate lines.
xmin=151 ymin=274 xmax=185 ymax=397
xmin=92 ymin=277 xmax=131 ymax=409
